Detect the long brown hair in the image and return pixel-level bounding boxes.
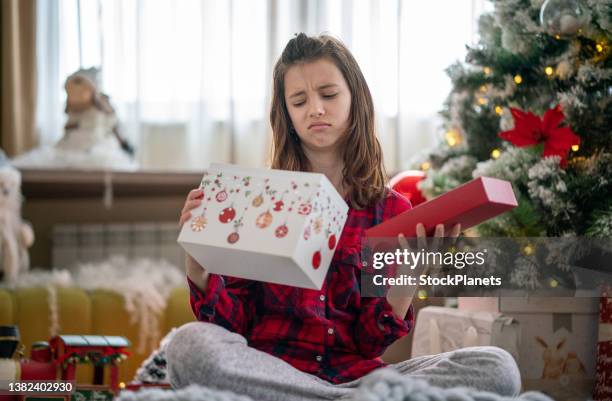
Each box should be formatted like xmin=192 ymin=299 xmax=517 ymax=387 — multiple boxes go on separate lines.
xmin=269 ymin=33 xmax=387 ymax=209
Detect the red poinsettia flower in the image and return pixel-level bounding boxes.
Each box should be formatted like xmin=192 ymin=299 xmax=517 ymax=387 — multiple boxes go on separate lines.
xmin=499 ymin=105 xmax=580 ymax=167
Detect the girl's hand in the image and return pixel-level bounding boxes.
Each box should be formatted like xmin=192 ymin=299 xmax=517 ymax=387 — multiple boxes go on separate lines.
xmin=180 ymin=188 xmax=209 ymax=291
xmin=398 ymin=223 xmax=461 ymax=254
xmin=385 ymin=223 xmax=462 ymax=319
xmin=179 ymin=188 xmax=204 ymax=227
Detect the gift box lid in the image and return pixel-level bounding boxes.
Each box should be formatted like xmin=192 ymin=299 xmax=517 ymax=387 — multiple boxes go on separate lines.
xmin=365 ymin=176 xmax=517 ymax=238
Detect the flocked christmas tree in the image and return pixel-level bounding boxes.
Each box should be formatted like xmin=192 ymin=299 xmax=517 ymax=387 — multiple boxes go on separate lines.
xmin=417 ymin=0 xmax=611 ymax=238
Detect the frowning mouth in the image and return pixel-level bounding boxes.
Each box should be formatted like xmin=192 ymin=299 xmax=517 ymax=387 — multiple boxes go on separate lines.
xmin=308 ymin=122 xmax=331 ymax=129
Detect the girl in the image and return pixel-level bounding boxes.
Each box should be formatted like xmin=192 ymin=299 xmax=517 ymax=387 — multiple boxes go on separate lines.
xmin=168 ymin=33 xmax=520 ymax=401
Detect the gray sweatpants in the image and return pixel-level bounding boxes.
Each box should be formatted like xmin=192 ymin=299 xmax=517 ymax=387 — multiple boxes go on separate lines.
xmin=167 ymin=322 xmax=521 ymax=401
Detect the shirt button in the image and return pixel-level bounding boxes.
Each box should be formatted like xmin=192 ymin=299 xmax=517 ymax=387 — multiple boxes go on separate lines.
xmin=319 ymin=294 xmax=326 ymax=301
xmin=327 ymin=328 xmax=334 ymax=335
xmin=315 ymin=355 xmax=323 ymax=362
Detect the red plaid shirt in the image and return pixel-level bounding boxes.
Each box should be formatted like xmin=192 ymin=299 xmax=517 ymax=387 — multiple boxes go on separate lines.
xmin=187 ymin=189 xmax=414 ymax=384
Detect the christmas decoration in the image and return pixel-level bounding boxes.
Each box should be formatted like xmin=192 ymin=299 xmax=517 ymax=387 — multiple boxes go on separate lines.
xmin=389 ymin=170 xmax=427 ymax=206
xmin=416 ymin=0 xmax=611 ymax=242
xmin=498 ymin=105 xmax=580 ymax=167
xmin=11 ymin=68 xmax=137 ymax=170
xmin=50 ymin=334 xmax=130 ymax=394
xmin=540 ymin=0 xmax=588 ymax=38
xmin=595 ymin=286 xmax=612 ymax=400
xmin=0 ymin=151 xmax=35 ymax=284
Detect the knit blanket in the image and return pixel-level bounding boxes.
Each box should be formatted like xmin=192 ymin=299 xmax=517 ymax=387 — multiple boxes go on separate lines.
xmin=117 ymin=368 xmax=554 ymax=401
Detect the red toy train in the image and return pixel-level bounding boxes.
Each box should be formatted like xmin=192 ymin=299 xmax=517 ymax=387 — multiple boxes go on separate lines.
xmin=0 ymin=326 xmax=130 ymax=400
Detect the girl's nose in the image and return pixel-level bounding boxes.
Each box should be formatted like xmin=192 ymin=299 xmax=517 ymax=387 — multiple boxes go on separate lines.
xmin=309 ymin=100 xmax=325 ymax=118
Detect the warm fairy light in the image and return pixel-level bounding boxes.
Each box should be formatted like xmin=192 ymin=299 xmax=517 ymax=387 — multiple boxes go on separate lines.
xmin=445 ymin=130 xmax=462 ymax=147
xmin=549 ymin=279 xmax=559 ymax=288
xmin=514 ymin=75 xmax=523 ymax=84
xmin=421 ymin=161 xmax=431 ymax=171
xmin=596 ymin=43 xmax=604 ymax=53
xmin=417 ymin=289 xmax=428 ymax=300
xmin=495 ymin=106 xmax=503 ymax=115
xmin=545 ymin=66 xmax=554 ymax=76
xmin=522 ymin=244 xmax=535 ymax=256
xmin=555 ymin=34 xmax=561 ymax=40
xmin=572 ymin=144 xmax=580 ymax=152
xmin=477 ymin=97 xmax=488 ymax=105
xmin=119 ymin=382 xmax=126 ymax=389
xmin=479 ymin=85 xmax=488 ymax=93
xmin=491 ymin=149 xmax=501 ymax=159
xmin=483 ymin=66 xmax=492 ymax=75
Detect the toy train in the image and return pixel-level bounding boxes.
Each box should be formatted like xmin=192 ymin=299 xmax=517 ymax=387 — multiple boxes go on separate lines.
xmin=0 ymin=325 xmax=130 ymax=400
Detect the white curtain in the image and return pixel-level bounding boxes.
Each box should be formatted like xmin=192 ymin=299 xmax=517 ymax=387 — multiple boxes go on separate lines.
xmin=36 ymin=0 xmax=487 ymax=171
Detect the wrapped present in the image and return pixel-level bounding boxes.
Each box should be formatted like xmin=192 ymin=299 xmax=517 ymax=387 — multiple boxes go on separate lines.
xmin=459 ymin=297 xmax=599 ymax=401
xmin=178 ymin=164 xmax=349 ymax=290
xmin=411 ymin=306 xmax=520 ymax=360
xmin=595 ymin=286 xmax=612 ymax=401
xmin=365 ymin=176 xmax=517 ymax=238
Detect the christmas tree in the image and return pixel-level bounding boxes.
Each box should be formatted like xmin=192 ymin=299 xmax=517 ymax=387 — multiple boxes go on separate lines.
xmin=418 ymin=0 xmax=611 ymax=238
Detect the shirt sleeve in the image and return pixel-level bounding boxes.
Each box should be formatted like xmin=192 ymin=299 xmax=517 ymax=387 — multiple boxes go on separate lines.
xmin=187 ymin=273 xmax=257 ymax=336
xmin=355 ymin=189 xmax=415 ymax=358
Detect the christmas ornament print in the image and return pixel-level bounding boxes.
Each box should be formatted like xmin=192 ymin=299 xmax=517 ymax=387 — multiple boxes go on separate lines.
xmin=275 ymin=224 xmax=289 ymax=238
xmin=215 ymin=188 xmax=227 ymax=202
xmin=252 ymin=194 xmax=264 ymax=207
xmin=328 ymin=234 xmax=337 ymax=250
xmin=191 ymin=216 xmax=207 ymax=232
xmin=303 ymin=225 xmax=311 ymax=240
xmin=227 ymin=232 xmax=240 ymax=244
xmin=256 ymin=210 xmax=273 ymax=229
xmin=313 ymin=217 xmax=323 ymax=234
xmin=219 ymin=207 xmax=236 ymax=223
xmin=312 ymin=251 xmax=321 ymax=269
xmin=298 ymin=202 xmax=312 ymax=215
xmin=273 ymin=200 xmax=284 ymax=212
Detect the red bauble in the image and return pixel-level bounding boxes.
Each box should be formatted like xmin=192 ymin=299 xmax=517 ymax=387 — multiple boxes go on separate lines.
xmin=219 ymin=207 xmax=236 ymax=223
xmin=275 ymin=224 xmax=288 ymax=238
xmin=328 ymin=234 xmax=336 ymax=250
xmin=389 ymin=170 xmax=426 ymax=206
xmin=273 ymin=200 xmax=284 ymax=212
xmin=312 ymin=251 xmax=321 ymax=269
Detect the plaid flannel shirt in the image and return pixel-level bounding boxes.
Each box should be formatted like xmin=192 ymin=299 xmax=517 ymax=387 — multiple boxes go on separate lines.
xmin=187 ymin=188 xmax=414 ymax=384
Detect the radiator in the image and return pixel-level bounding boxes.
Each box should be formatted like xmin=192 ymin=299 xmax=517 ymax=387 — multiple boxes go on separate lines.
xmin=52 ymin=222 xmax=185 ymax=270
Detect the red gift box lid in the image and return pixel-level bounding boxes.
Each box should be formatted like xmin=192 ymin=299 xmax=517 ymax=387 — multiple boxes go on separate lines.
xmin=366 ymin=176 xmax=517 ymax=238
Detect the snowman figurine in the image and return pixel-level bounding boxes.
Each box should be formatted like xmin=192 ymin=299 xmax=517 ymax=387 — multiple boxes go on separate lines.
xmin=56 ymin=68 xmax=134 ymax=156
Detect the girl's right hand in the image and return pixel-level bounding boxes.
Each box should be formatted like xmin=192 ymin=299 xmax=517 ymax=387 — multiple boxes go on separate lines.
xmin=179 ymin=188 xmax=204 ymax=227
xmin=180 ymin=188 xmax=209 ymax=291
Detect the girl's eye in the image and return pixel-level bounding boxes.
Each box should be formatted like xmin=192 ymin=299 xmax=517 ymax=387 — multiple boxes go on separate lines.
xmin=323 ymin=93 xmax=338 ymax=99
xmin=292 ymin=102 xmax=305 ymax=107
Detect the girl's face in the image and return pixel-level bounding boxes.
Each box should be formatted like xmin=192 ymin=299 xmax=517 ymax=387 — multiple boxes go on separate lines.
xmin=284 ymin=58 xmax=351 ymax=154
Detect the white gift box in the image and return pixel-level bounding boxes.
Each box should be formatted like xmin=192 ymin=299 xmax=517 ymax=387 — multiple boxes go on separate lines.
xmin=177 ymin=163 xmax=349 ymax=290
xmin=458 ymin=296 xmax=599 ymax=401
xmin=411 ymin=306 xmax=520 ymax=361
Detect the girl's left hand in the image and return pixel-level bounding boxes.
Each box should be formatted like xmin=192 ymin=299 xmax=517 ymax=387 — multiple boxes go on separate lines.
xmin=397 ymin=223 xmax=462 ymax=271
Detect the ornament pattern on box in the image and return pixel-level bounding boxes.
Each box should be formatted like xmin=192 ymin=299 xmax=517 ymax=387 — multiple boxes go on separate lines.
xmin=190 ymin=171 xmax=344 ymax=268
